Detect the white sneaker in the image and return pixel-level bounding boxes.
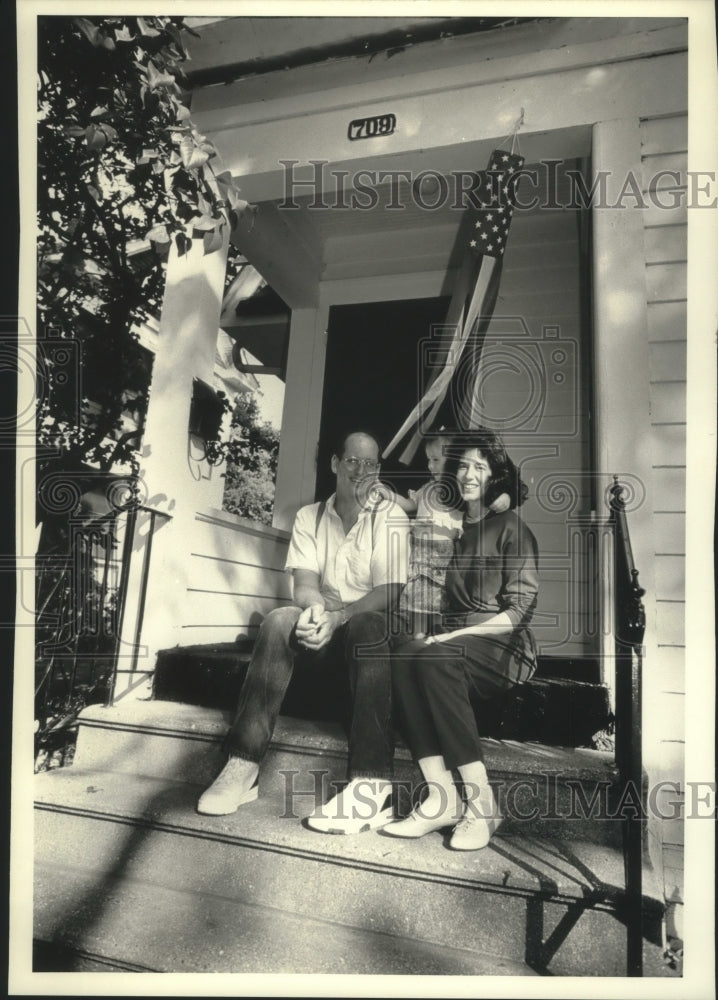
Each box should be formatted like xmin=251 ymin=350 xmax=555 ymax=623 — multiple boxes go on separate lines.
xmin=196 ymin=757 xmax=259 ymax=816
xmin=306 ymin=778 xmax=394 ymax=835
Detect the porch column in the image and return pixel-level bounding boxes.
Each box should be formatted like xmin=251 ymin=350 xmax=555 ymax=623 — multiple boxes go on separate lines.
xmin=114 ymin=235 xmax=230 ymax=698
xmin=272 ymin=306 xmax=325 ymax=531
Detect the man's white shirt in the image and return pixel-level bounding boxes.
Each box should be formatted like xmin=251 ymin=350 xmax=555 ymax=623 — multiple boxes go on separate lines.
xmin=285 ymin=494 xmax=410 ymax=610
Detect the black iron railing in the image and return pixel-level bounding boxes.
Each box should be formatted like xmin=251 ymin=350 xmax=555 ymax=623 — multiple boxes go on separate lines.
xmin=609 ymin=475 xmax=647 ymax=977
xmin=35 ymin=503 xmax=161 ymax=768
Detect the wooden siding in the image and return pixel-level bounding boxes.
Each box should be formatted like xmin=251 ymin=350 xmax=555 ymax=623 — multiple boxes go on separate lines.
xmin=641 ymin=112 xmax=687 ymax=872
xmin=180 ymin=512 xmax=291 ymax=646
xmin=481 ymin=202 xmax=594 ymax=658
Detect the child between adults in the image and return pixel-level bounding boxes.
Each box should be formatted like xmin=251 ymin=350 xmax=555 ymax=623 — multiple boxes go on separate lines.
xmin=381 ymin=435 xmax=512 ymax=520
xmin=375 ymin=433 xmax=521 ymax=638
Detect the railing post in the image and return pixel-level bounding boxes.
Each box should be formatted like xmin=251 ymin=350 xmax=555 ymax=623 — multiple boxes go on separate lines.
xmin=609 ymin=476 xmax=646 ymax=977
xmin=106 ymin=505 xmax=138 ymax=706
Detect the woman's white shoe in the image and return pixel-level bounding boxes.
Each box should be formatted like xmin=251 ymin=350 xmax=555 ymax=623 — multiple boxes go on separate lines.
xmin=383 ymin=790 xmax=464 ymax=839
xmin=449 ymin=786 xmax=503 ymax=850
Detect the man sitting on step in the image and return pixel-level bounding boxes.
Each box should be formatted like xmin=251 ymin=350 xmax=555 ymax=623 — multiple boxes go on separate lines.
xmin=197 ymin=429 xmax=410 ymax=834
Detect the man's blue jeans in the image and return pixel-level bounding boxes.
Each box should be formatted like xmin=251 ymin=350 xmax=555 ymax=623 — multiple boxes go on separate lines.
xmin=224 ymin=606 xmax=394 ymax=780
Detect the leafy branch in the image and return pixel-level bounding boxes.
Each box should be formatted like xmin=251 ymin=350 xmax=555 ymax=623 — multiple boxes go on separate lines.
xmin=37 ymin=15 xmax=253 ymax=477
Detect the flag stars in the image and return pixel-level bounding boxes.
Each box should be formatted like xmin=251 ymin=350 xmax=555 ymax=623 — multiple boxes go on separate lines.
xmin=492 ymin=225 xmax=499 ymax=232
xmin=501 ymin=154 xmax=510 ymax=162
xmin=470 ymin=239 xmax=477 ymax=248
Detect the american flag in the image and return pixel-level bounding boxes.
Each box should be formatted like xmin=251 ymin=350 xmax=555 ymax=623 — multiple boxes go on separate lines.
xmin=467 ymin=149 xmax=525 ymax=258
xmin=383 ymin=148 xmax=525 ymax=462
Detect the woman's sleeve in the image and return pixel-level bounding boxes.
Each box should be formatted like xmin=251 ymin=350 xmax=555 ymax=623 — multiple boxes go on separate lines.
xmin=499 ymin=521 xmax=540 ymax=626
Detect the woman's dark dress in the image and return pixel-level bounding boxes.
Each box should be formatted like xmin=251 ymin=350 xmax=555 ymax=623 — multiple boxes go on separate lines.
xmin=441 ymin=509 xmax=539 ymax=684
xmin=391 ymin=509 xmax=540 ymax=768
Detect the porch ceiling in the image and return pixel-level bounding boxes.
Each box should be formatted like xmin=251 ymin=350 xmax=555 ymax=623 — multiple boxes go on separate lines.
xmin=237 ymin=137 xmax=589 ymax=286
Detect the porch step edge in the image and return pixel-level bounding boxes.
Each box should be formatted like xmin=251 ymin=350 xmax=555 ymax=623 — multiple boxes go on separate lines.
xmin=34 ymin=858 xmax=538 ymax=976
xmin=34 ymin=767 xmax=663 ymax=909
xmin=77 ymin=701 xmax=618 ymax=783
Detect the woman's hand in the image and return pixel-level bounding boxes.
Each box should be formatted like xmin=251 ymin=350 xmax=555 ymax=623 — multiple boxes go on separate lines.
xmin=423 ymin=630 xmax=459 ymax=645
xmin=423 ymin=612 xmax=515 ymax=645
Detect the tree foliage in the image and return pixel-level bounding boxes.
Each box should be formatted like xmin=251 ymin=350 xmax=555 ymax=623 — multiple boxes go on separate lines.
xmin=222 ymin=394 xmax=280 ymax=526
xmin=37 ymin=15 xmax=250 ymax=476
xmin=34 ymin=17 xmax=258 ymax=750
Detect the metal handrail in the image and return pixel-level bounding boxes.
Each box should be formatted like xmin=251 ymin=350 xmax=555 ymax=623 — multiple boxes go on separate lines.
xmin=35 ymin=502 xmax=167 ymax=762
xmin=609 ymin=475 xmax=646 ymax=977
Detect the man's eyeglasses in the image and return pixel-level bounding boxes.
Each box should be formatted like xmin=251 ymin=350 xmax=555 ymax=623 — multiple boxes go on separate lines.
xmin=342 ymin=457 xmax=380 ymax=472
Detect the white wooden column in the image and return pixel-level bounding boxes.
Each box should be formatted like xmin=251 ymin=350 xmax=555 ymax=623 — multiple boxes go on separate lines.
xmin=140 ymin=235 xmax=230 ymax=509
xmin=116 ymin=234 xmax=230 ymax=694
xmin=272 ymin=305 xmax=327 ymax=530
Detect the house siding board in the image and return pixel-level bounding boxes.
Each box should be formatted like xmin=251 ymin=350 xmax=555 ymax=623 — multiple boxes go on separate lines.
xmin=648 ymin=339 xmax=687 ymax=382
xmin=652 ymin=511 xmax=685 ymax=553
xmin=639 ymin=114 xmax=687 ymax=156
xmin=182 ymin=516 xmax=291 ymax=637
xmin=650 ymin=466 xmax=686 ymax=505
xmin=642 ymin=202 xmax=687 ymax=228
xmin=641 ymin=114 xmax=687 ymax=882
xmin=647 ymin=300 xmax=687 ymax=340
xmin=648 ymin=422 xmax=686 ymax=458
xmin=640 ymin=150 xmax=687 ymax=189
xmin=654 ymin=645 xmax=686 ymax=694
xmin=654 ymin=603 xmax=685 ymax=647
xmin=649 ymin=380 xmax=686 ymax=424
xmin=645 ymin=262 xmax=688 ymax=306
xmin=644 ymin=227 xmax=687 ymax=265
xmin=475 ymin=201 xmax=592 ymax=657
xmin=655 ymin=555 xmax=686 ymax=603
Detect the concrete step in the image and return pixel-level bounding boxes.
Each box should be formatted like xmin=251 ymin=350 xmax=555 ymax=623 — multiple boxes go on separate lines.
xmin=35 ymin=859 xmax=536 ymax=975
xmin=34 ymin=767 xmax=665 ymax=976
xmin=72 ymin=700 xmax=623 ymax=845
xmin=153 ymin=642 xmax=612 ymax=747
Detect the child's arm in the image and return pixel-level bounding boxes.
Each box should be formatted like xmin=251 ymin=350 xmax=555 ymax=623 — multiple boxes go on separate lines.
xmin=508 ymin=458 xmax=529 ymax=508
xmin=373 ymin=482 xmax=418 ymax=515
xmin=486 ymin=458 xmax=528 ymax=512
xmin=489 ymin=492 xmax=511 ymax=513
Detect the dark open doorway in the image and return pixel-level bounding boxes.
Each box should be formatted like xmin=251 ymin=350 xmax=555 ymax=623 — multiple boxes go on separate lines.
xmin=315 ymin=296 xmax=451 ymax=500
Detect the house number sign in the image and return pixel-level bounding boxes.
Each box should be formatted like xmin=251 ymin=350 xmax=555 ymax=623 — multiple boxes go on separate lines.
xmin=347 ymin=114 xmax=396 ymax=141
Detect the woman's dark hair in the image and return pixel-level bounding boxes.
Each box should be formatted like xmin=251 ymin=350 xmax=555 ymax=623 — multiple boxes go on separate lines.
xmin=439 ymin=428 xmax=528 ymax=510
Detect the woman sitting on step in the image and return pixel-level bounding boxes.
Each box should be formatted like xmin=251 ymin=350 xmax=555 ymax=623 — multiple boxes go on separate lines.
xmin=385 ymin=429 xmax=539 ymax=850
